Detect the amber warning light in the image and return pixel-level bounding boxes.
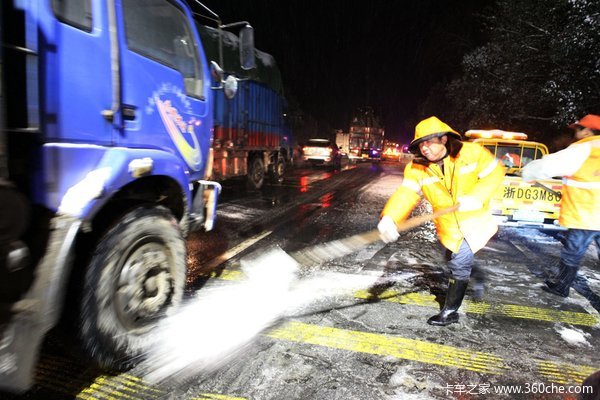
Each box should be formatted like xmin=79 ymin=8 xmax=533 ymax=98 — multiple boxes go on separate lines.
xmin=465 ymin=129 xmax=528 ymax=141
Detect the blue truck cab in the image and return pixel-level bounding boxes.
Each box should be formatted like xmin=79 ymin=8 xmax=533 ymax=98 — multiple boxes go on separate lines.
xmin=0 ymin=0 xmax=254 ymax=392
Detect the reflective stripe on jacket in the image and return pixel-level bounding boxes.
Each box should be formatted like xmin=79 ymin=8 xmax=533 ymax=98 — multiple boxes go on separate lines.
xmin=559 ymin=136 xmax=600 ymax=230
xmin=381 ymin=141 xmax=505 ymax=253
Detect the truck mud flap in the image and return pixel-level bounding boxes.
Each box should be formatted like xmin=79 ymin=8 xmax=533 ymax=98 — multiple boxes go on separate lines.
xmin=189 ymin=180 xmax=221 ymax=232
xmin=0 ymin=216 xmax=81 ymax=393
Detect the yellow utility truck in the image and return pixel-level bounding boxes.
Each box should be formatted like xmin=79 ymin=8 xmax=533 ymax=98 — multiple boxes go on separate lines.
xmin=465 ymin=130 xmax=564 ymax=230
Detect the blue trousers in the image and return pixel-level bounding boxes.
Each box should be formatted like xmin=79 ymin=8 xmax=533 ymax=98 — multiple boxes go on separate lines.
xmin=561 ymin=229 xmax=600 ymax=311
xmin=562 ymin=229 xmax=600 ymax=269
xmin=446 ymin=240 xmax=475 ymax=281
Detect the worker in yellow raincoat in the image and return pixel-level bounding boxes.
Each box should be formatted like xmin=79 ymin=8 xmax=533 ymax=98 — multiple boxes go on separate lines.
xmin=377 ymin=116 xmax=505 ymax=326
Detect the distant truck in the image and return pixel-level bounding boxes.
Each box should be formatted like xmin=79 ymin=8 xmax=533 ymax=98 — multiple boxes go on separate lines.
xmin=336 ymin=131 xmax=350 ymax=153
xmin=335 ymin=131 xmax=359 ymax=163
xmin=197 ymin=24 xmax=292 ymax=189
xmin=349 ymin=106 xmax=384 ymax=161
xmin=0 ymin=0 xmax=255 ymax=392
xmin=466 ymin=130 xmax=564 ymax=230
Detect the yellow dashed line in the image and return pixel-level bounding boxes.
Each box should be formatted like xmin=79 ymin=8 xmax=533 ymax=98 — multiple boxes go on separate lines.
xmin=37 ymin=354 xmax=242 ymax=400
xmin=74 ymin=374 xmax=167 ymax=400
xmin=266 ymin=321 xmax=509 ymax=375
xmin=78 ymin=382 xmax=127 ymax=400
xmin=354 ymin=289 xmax=600 ymax=327
xmin=537 ymin=360 xmax=597 ymax=385
xmin=37 ymin=356 xmax=162 ymax=399
xmin=110 ymin=374 xmax=163 ymax=394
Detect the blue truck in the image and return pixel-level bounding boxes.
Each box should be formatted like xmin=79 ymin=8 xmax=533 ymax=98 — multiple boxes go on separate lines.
xmin=197 ymin=23 xmax=292 ymax=189
xmin=0 ymin=0 xmax=256 ymax=392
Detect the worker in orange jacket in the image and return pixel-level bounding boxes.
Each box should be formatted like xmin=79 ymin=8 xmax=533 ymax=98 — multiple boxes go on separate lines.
xmin=377 ymin=116 xmax=505 ymax=326
xmin=522 ymin=114 xmax=600 ymax=309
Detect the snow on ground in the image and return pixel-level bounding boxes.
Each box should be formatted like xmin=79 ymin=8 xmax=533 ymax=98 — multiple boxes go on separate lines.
xmin=554 ymin=325 xmax=592 ymax=347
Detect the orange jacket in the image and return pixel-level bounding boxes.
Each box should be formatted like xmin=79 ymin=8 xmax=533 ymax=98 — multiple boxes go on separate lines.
xmin=559 ymin=136 xmax=600 ymax=229
xmin=381 ymin=141 xmax=505 ymax=253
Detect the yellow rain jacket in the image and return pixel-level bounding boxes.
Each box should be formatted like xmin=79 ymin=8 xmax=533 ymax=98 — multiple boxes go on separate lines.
xmin=382 ymin=141 xmax=505 ymax=253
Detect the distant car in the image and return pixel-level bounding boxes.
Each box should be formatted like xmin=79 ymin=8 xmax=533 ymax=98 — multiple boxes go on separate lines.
xmin=302 ymin=138 xmax=342 ymax=170
xmin=369 ymin=148 xmax=382 ymax=161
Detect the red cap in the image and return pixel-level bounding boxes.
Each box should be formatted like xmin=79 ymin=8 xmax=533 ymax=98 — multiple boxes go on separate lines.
xmin=568 ymin=114 xmax=600 ymax=130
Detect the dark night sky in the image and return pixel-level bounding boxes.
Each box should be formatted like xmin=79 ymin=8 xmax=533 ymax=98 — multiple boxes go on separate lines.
xmin=189 ymin=1 xmax=489 ymax=143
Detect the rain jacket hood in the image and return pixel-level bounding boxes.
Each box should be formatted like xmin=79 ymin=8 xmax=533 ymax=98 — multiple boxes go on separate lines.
xmin=409 ymin=116 xmax=462 ymax=154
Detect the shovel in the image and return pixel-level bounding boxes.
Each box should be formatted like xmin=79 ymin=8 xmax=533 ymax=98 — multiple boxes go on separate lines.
xmin=240 ymin=204 xmax=460 ymax=274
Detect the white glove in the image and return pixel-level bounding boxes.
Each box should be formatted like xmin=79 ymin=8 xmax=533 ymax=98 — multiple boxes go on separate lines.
xmin=377 ymin=216 xmax=399 ymax=243
xmin=457 ymin=195 xmax=483 ymax=212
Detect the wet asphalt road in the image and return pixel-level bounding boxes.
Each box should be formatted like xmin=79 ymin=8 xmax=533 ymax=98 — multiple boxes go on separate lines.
xmin=3 ymin=160 xmax=600 ymax=400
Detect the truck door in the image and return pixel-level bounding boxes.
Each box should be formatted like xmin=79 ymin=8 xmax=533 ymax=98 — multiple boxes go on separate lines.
xmin=44 ymin=1 xmax=113 ymax=145
xmin=116 ymin=0 xmax=211 ymax=178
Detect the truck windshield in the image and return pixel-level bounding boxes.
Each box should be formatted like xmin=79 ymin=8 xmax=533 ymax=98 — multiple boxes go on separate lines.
xmin=483 ymin=145 xmax=545 ymax=169
xmin=122 ymin=0 xmax=204 ymax=98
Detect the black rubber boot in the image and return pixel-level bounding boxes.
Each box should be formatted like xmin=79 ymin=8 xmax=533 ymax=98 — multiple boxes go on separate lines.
xmin=427 ymin=278 xmax=469 ymax=326
xmin=543 ymin=263 xmax=578 ymax=298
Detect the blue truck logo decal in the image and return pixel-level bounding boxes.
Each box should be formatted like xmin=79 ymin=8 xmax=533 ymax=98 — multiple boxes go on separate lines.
xmin=149 ymin=83 xmax=202 ymax=171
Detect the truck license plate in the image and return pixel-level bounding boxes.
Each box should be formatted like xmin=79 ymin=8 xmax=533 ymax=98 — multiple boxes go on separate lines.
xmin=503 ymin=186 xmax=561 ymax=203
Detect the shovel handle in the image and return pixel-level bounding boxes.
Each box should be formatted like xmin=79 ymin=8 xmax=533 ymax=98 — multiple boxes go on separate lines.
xmin=532 ymin=181 xmax=562 ymax=199
xmin=291 ymin=204 xmax=459 ymax=266
xmin=358 ymin=203 xmax=460 ymax=243
xmin=395 ymin=204 xmax=459 ymax=233
xmin=513 ymin=170 xmax=562 ymax=199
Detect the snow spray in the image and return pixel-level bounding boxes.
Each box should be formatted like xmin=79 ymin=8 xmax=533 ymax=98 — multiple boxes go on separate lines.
xmin=142 ymin=246 xmax=378 ymax=385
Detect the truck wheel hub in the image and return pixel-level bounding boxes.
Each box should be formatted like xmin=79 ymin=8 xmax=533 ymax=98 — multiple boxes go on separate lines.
xmin=116 ymin=240 xmax=173 ymax=328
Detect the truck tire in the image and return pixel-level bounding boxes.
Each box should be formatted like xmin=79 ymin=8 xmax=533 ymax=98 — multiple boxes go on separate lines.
xmin=80 ymin=206 xmax=185 ymax=370
xmin=247 ymin=157 xmax=265 ymax=190
xmin=273 ymin=157 xmax=285 ymax=184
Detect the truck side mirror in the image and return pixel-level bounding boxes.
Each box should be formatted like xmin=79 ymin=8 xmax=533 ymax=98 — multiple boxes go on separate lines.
xmin=210 ymin=61 xmax=238 ymax=99
xmin=210 ymin=61 xmax=224 ymax=83
xmin=239 ymin=25 xmax=255 ymax=70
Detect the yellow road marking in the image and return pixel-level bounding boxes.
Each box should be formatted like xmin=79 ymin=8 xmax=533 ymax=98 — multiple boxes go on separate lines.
xmin=214 ymin=269 xmax=245 ymax=281
xmin=36 ymin=354 xmax=245 ymax=400
xmin=355 ymin=289 xmax=600 ymax=327
xmin=266 ymin=321 xmax=509 ymax=375
xmin=537 ymin=360 xmax=597 ymax=385
xmin=266 ymin=321 xmax=598 ymax=385
xmin=34 ymin=269 xmax=598 ymax=398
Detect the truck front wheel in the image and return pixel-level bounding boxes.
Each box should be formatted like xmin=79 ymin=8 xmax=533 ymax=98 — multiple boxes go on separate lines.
xmin=80 ymin=206 xmax=185 ymax=370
